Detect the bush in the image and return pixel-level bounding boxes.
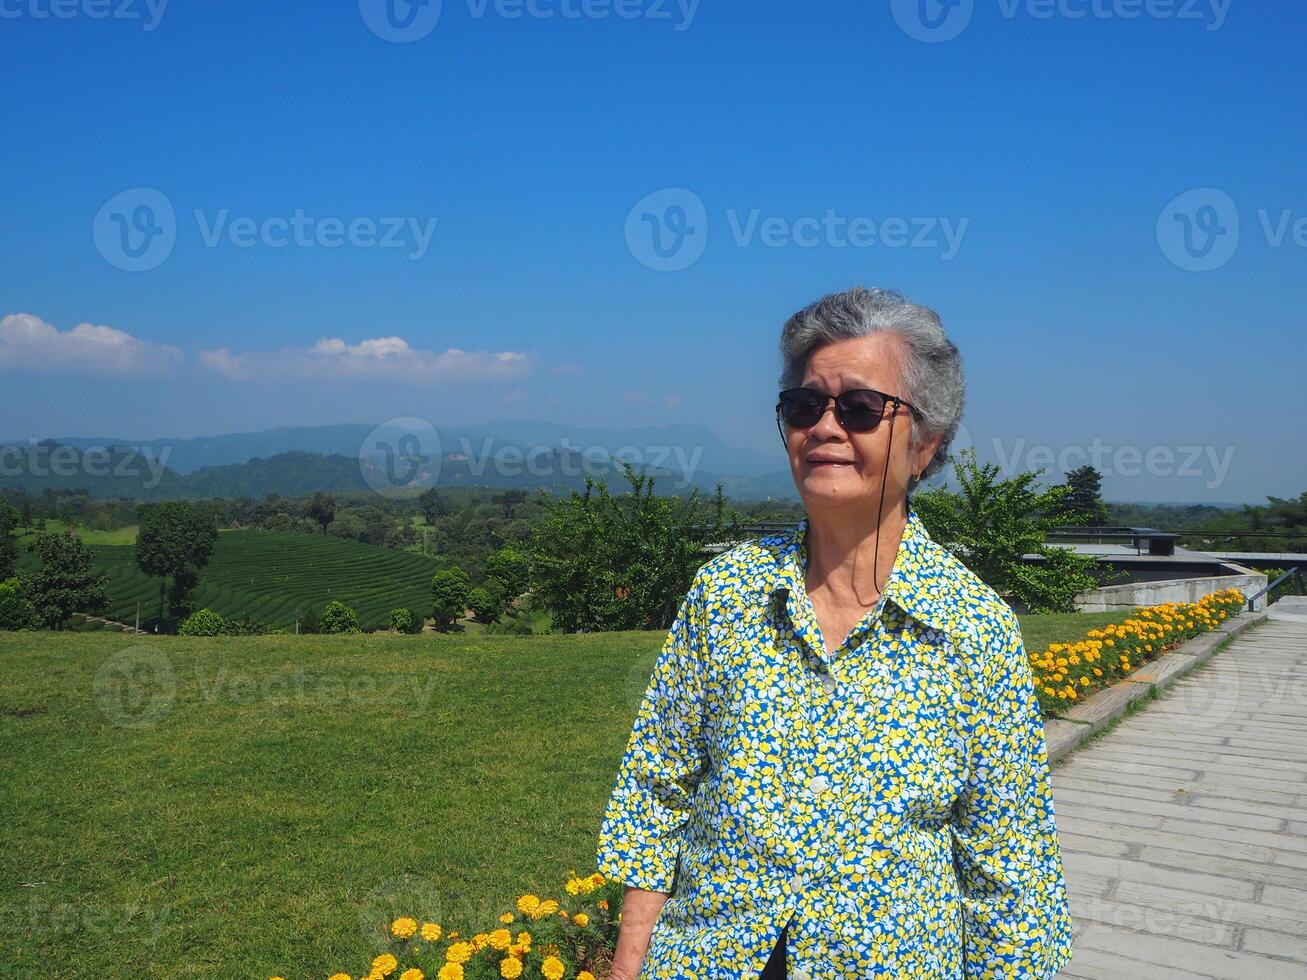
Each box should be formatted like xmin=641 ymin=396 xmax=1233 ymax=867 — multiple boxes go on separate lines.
xmin=178 ymin=608 xmax=228 ymax=636
xmin=468 ymin=580 xmax=507 ymax=624
xmin=299 ymin=607 xmax=320 ymax=634
xmin=431 ymin=567 xmax=471 ymax=630
xmin=319 ymin=600 xmax=362 ymax=634
xmin=224 ymin=614 xmax=270 ymax=636
xmin=0 ymin=577 xmax=39 ymax=631
xmin=389 ymin=607 xmax=415 ymax=633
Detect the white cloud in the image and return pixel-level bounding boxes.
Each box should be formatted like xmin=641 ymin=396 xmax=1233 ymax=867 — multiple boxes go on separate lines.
xmin=199 ymin=336 xmax=532 ymax=384
xmin=0 ymin=313 xmax=182 ymax=376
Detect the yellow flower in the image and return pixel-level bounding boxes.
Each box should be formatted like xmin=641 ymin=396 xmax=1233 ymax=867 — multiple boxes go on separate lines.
xmin=533 ymin=899 xmax=559 ymax=919
xmin=373 ymin=954 xmax=399 ymax=978
xmin=500 ymin=958 xmax=524 ymax=979
xmin=421 ymin=922 xmax=443 ymax=942
xmin=488 ymin=928 xmax=513 ymax=950
xmin=541 ymin=956 xmax=565 ymax=980
xmin=573 ymin=913 xmax=589 ymax=927
xmin=400 ymin=971 xmax=424 ymax=980
xmin=446 ymin=942 xmax=475 ymax=965
xmin=438 ymin=966 xmax=464 ymax=980
xmin=578 ymin=973 xmax=597 ymax=980
xmin=499 ymin=912 xmax=515 ymax=924
xmin=391 ymin=917 xmax=418 ymax=940
xmin=517 ymin=895 xmax=540 ymax=915
xmin=327 ymin=975 xmax=351 ymax=980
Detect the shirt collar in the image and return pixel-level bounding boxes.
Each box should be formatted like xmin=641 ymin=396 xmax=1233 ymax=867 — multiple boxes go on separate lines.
xmin=762 ymin=506 xmax=957 ymax=636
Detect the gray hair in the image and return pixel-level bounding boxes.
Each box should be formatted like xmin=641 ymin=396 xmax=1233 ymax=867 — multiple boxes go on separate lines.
xmin=778 ymin=286 xmax=965 ymax=486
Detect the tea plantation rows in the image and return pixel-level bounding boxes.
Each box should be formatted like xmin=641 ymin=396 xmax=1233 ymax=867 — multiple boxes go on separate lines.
xmin=38 ymin=530 xmax=446 ymax=631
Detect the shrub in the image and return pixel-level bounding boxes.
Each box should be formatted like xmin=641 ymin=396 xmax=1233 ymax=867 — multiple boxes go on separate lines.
xmin=0 ymin=577 xmax=39 ymax=631
xmin=431 ymin=567 xmax=471 ymax=630
xmin=178 ymin=608 xmax=228 ymax=636
xmin=224 ymin=614 xmax=270 ymax=636
xmin=468 ymin=580 xmax=507 ymax=624
xmin=319 ymin=600 xmax=362 ymax=634
xmin=389 ymin=607 xmax=415 ymax=633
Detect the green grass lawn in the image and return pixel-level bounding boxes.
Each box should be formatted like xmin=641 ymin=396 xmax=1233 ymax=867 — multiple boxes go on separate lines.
xmin=0 ymin=611 xmax=1135 ymax=979
xmin=16 ymin=520 xmax=139 ymax=546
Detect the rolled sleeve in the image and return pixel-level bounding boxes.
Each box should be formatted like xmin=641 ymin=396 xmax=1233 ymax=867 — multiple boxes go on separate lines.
xmin=950 ymin=606 xmax=1075 ymax=979
xmin=595 ymin=575 xmax=711 ymax=893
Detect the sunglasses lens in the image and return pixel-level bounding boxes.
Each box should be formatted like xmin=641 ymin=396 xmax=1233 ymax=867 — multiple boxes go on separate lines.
xmin=779 ymin=390 xmax=824 ymax=428
xmin=836 ymin=390 xmax=887 ymax=431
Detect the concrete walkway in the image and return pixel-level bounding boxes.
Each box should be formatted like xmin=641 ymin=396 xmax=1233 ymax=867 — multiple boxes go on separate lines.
xmin=1051 ymin=615 xmax=1307 ymax=980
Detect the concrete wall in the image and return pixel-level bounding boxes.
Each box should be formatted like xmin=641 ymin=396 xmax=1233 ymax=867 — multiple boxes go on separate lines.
xmin=1074 ymin=568 xmax=1269 ymax=612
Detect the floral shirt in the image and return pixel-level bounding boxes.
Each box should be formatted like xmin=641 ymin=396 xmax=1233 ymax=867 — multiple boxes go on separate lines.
xmin=594 ymin=507 xmax=1074 ymax=980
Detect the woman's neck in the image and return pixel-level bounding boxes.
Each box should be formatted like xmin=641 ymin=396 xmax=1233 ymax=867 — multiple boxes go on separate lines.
xmin=803 ymin=501 xmax=909 ymax=604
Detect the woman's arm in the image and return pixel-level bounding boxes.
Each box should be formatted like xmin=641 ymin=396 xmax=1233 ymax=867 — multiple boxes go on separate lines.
xmin=950 ymin=604 xmax=1075 ymax=979
xmin=606 ymin=886 xmax=671 ymax=980
xmin=594 ymin=575 xmax=710 ymax=977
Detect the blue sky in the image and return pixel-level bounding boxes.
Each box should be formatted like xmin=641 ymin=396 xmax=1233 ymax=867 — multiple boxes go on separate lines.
xmin=1 ymin=0 xmax=1304 ymax=503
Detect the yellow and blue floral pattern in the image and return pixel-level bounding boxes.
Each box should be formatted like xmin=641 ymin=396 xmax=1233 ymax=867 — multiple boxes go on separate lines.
xmin=595 ymin=507 xmax=1074 ymax=979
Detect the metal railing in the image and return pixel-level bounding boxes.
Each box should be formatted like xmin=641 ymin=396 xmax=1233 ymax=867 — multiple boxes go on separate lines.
xmin=1245 ymin=566 xmax=1305 ymax=612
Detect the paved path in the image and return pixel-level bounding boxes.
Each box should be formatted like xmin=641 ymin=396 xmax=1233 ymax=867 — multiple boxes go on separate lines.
xmin=1051 ymin=615 xmax=1307 ymax=980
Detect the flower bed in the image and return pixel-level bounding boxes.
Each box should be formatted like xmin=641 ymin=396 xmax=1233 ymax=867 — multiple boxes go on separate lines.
xmin=275 ymin=872 xmax=626 ymax=980
xmin=1029 ymin=588 xmax=1246 ymax=716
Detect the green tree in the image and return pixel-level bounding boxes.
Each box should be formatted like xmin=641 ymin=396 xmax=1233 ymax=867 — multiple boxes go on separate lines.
xmin=1061 ymin=465 xmax=1110 ymax=526
xmin=527 ymin=463 xmax=740 ymax=632
xmin=308 ymin=492 xmax=336 ymax=534
xmin=468 ymin=580 xmax=507 ymax=624
xmin=913 ymin=448 xmax=1101 ymax=613
xmin=319 ymin=600 xmax=361 ymax=634
xmin=0 ymin=502 xmax=19 ymax=579
xmin=0 ymin=576 xmax=40 ymax=631
xmin=431 ymin=567 xmax=471 ymax=630
xmin=24 ymin=530 xmax=109 ymax=630
xmin=134 ymin=501 xmax=219 ymax=629
xmin=417 ymin=487 xmax=447 ymax=525
xmin=484 ymin=545 xmax=530 ymax=601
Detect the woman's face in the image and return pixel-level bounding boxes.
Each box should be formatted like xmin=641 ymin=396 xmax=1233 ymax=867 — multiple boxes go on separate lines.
xmin=783 ymin=333 xmax=940 ymax=516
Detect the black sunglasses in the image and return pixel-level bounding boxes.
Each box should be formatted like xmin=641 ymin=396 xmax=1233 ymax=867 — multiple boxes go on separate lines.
xmin=775 ymin=386 xmax=920 ymax=433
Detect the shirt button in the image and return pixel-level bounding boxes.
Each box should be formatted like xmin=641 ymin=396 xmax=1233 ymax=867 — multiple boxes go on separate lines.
xmin=820 ymin=675 xmax=836 ymax=695
xmin=809 ymin=774 xmax=830 ymax=794
xmin=789 ymin=873 xmax=806 ymax=893
xmin=793 ymin=970 xmax=811 ymax=980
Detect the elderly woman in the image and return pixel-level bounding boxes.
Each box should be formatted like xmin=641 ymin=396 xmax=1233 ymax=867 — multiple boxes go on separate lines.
xmin=595 ymin=287 xmax=1074 ymax=980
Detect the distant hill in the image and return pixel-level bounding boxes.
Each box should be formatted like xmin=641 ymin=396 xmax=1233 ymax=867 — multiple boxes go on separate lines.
xmin=0 ymin=439 xmax=799 ymax=501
